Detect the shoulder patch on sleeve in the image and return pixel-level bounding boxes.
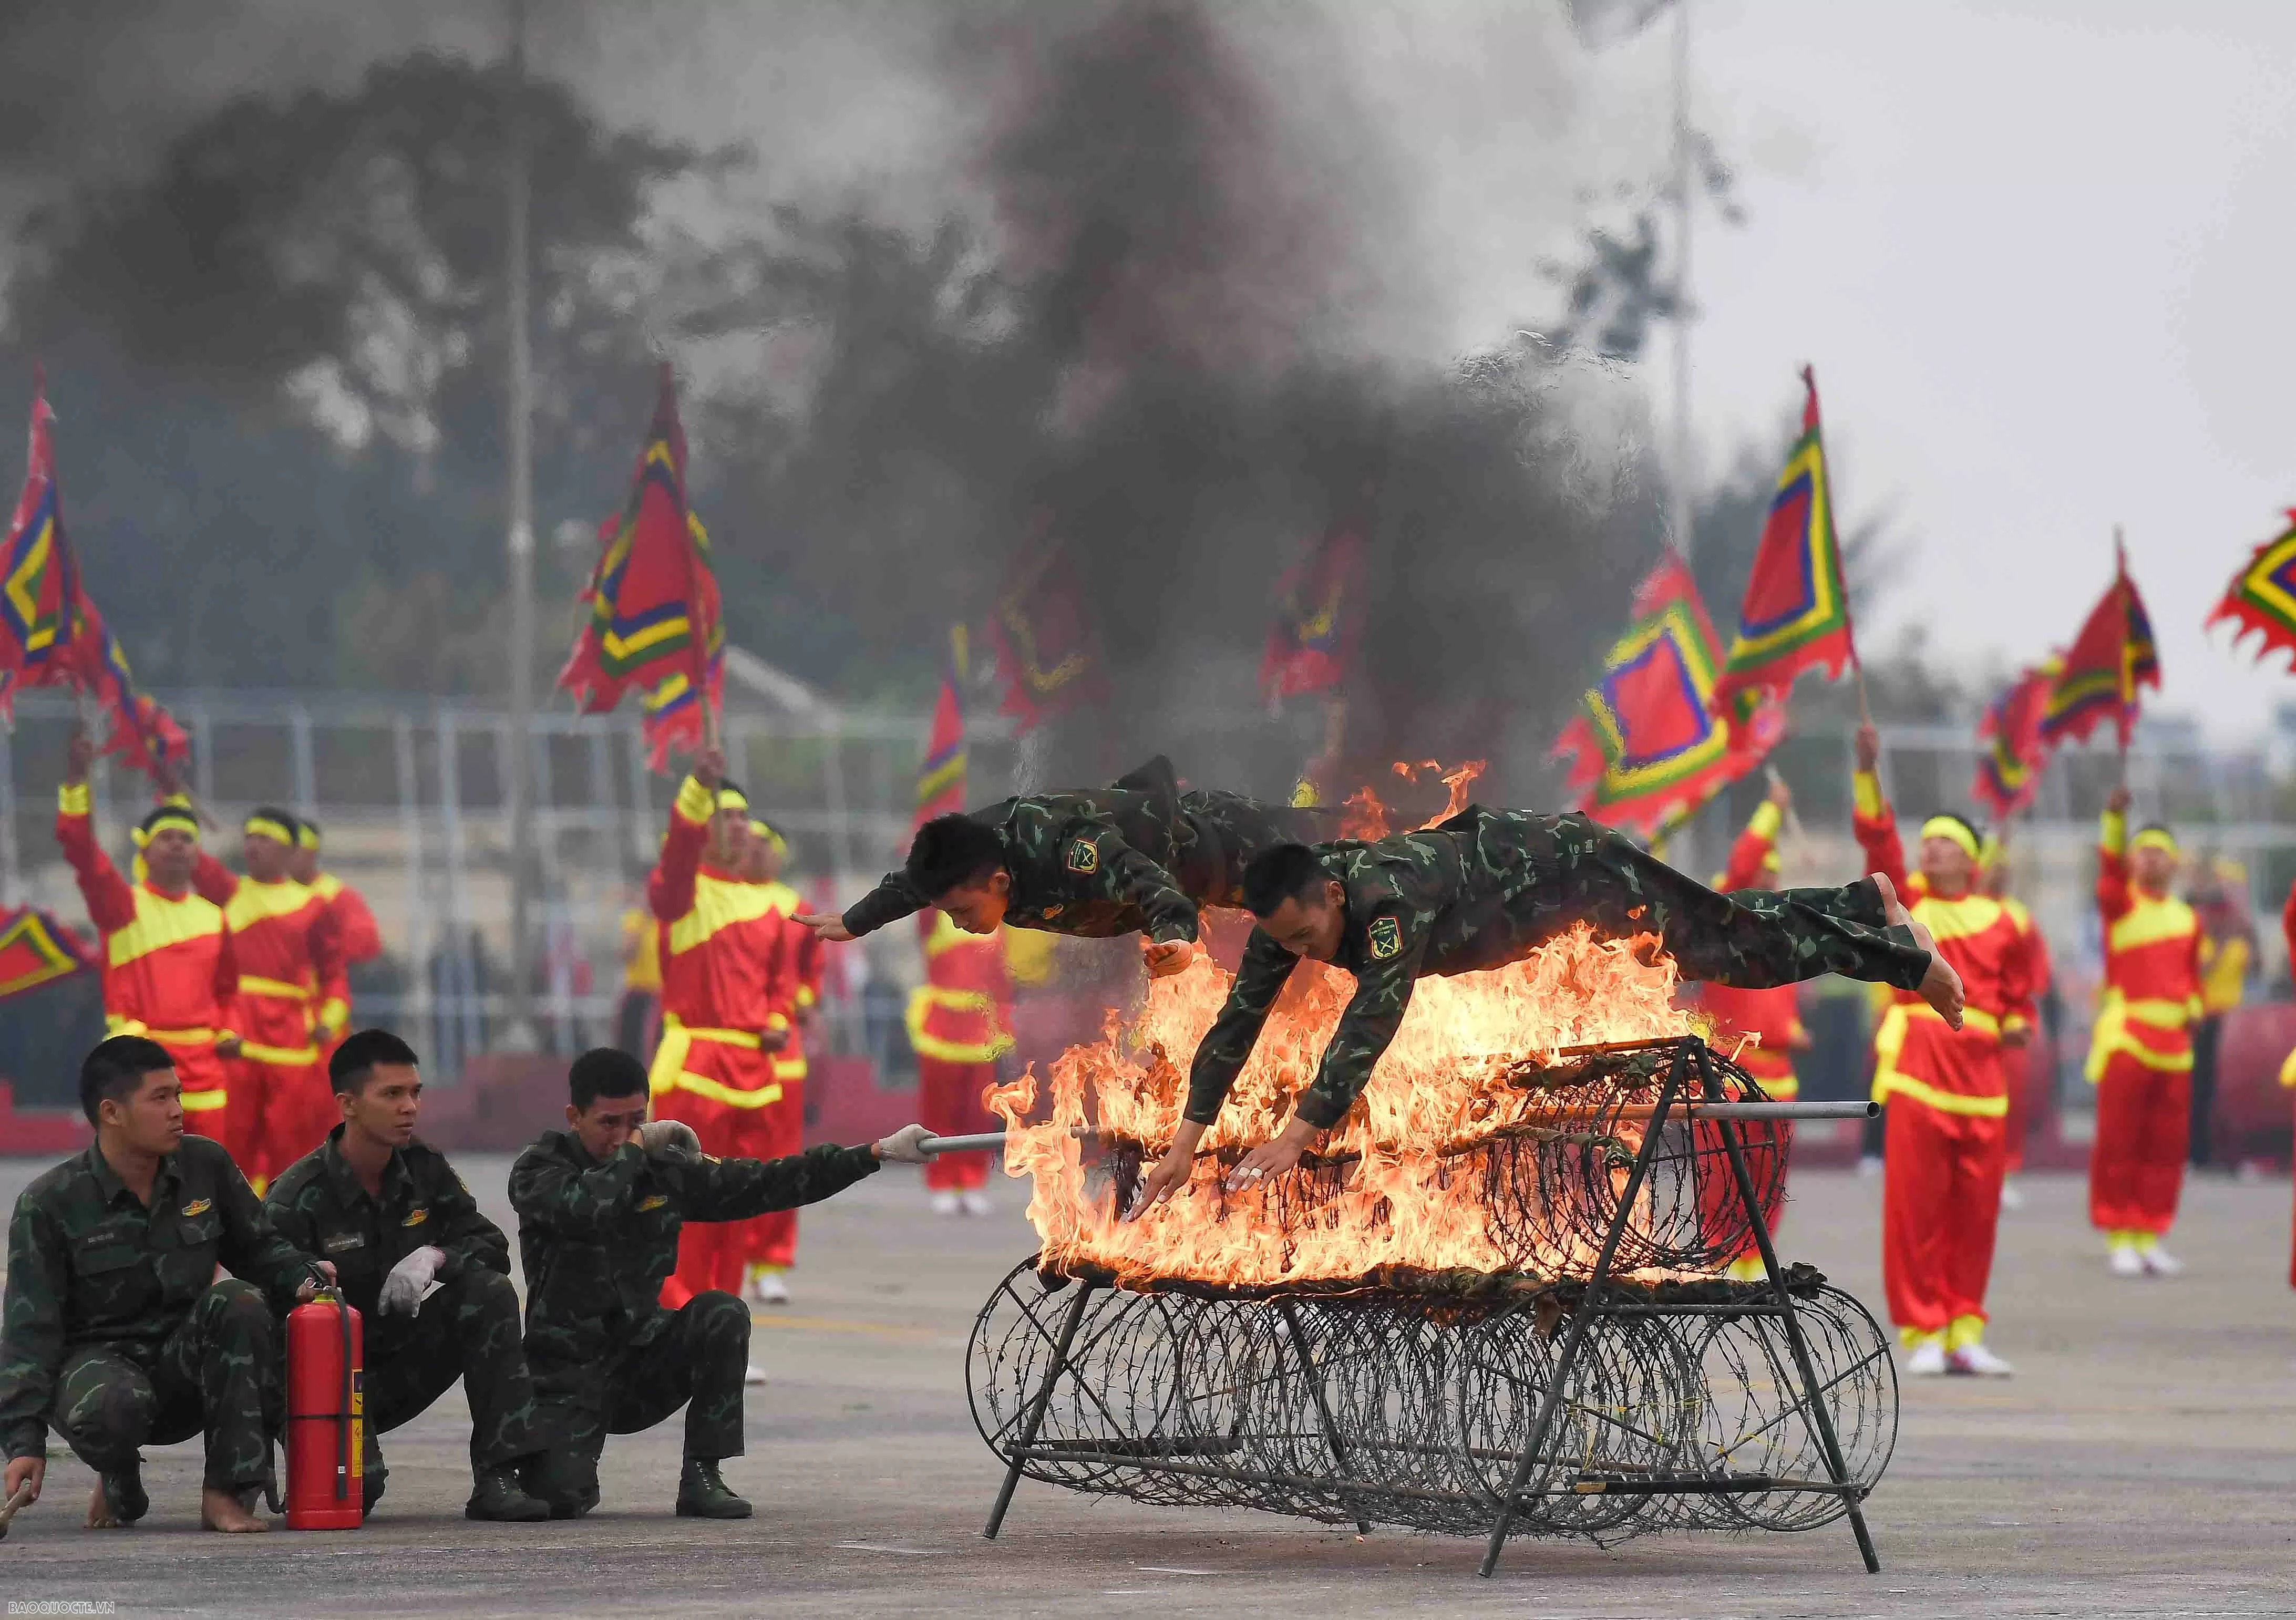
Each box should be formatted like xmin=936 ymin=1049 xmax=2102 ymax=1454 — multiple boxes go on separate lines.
xmin=1367 ymin=914 xmax=1404 ymax=961
xmin=1065 ymin=838 xmax=1100 ymax=875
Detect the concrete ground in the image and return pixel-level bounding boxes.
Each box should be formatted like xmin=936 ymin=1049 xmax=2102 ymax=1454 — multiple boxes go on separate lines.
xmin=0 ymin=1154 xmax=2291 ymax=1618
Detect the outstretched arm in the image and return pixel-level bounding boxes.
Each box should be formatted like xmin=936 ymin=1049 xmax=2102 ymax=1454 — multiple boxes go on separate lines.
xmin=1130 ymin=934 xmax=1300 ymax=1217
xmin=649 ymin=749 xmax=722 ymax=923
xmin=2095 ymin=785 xmax=2134 ymax=925
xmin=1720 ymin=785 xmax=1787 ymax=892
xmin=1849 ymin=723 xmax=1910 ymax=894
xmin=683 ymin=1141 xmax=880 ymax=1223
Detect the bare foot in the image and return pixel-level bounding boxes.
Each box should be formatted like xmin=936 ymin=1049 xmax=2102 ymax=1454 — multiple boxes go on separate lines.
xmin=201 ymin=1487 xmax=268 ymax=1533
xmin=86 ymin=1482 xmax=122 ymax=1530
xmin=1869 ymin=873 xmax=1964 ymax=1030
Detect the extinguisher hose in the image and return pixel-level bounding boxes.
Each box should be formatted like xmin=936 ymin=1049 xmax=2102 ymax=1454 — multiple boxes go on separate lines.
xmin=335 ymin=1280 xmax=352 ymax=1502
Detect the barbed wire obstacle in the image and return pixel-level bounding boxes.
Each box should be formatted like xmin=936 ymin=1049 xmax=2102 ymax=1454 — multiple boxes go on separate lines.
xmin=966 ymin=1036 xmax=1896 ymax=1577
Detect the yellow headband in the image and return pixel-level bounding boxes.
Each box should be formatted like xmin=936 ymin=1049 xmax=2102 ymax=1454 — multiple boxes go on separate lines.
xmin=244 ymin=814 xmax=296 ymax=847
xmin=714 ymin=787 xmax=749 ymax=814
xmin=1920 ymin=816 xmax=1980 ymax=861
xmin=135 ymin=809 xmax=201 ymax=846
xmin=2132 ymin=828 xmax=2179 ymax=858
xmin=296 ymin=823 xmax=321 ymax=852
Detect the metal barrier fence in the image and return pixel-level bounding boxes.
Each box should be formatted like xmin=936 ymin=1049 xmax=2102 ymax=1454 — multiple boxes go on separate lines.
xmin=3 ymin=689 xmax=2290 ymax=1100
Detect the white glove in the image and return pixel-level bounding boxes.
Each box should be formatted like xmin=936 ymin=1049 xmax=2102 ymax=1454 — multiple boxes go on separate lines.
xmin=874 ymin=1123 xmax=933 ymax=1164
xmin=378 ymin=1246 xmax=446 ymax=1316
xmin=637 ymin=1120 xmax=701 ymax=1162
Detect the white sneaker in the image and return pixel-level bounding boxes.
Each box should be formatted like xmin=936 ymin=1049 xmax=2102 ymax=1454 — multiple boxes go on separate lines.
xmin=2108 ymin=1244 xmax=2145 ymax=1278
xmin=755 ymin=1271 xmax=791 ymax=1306
xmin=1856 ymin=1155 xmax=1885 ymax=1179
xmin=960 ymin=1190 xmax=994 ymax=1218
xmin=2139 ymin=1244 xmax=2184 ymax=1277
xmin=930 ymin=1191 xmax=962 ymax=1217
xmin=1998 ymin=1180 xmax=2024 ymax=1211
xmin=1904 ymin=1339 xmax=1947 ymax=1377
xmin=1947 ymin=1342 xmax=2015 ymax=1377
xmin=744 ymin=1362 xmax=769 ymax=1386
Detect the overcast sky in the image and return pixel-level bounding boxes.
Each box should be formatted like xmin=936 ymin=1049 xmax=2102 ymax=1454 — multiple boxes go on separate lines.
xmin=1649 ymin=0 xmax=2296 ymax=740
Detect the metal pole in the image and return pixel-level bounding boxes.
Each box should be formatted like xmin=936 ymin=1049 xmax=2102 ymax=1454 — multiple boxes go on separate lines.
xmin=982 ymin=1281 xmax=1096 ymax=1540
xmin=1695 ymin=1044 xmax=1882 ymax=1573
xmin=1669 ymin=0 xmax=1694 ymax=561
xmin=502 ymin=0 xmax=539 ymax=1050
xmin=0 ymin=729 xmax=18 ymax=907
xmin=1478 ymin=1048 xmax=1688 ymax=1578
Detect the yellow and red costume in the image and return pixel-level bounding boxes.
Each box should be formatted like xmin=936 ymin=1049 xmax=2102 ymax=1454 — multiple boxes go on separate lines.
xmin=1997 ymin=891 xmax=2052 ymax=1175
xmin=194 ymin=830 xmax=343 ymax=1191
xmin=56 ymin=788 xmax=239 ymax=1138
xmin=2084 ymin=812 xmax=2200 ymax=1241
xmin=747 ymin=869 xmax=819 ymax=1273
xmin=1853 ymin=773 xmax=2033 ymax=1353
xmin=1694 ymin=799 xmax=1803 ymax=1266
xmin=305 ymin=833 xmax=383 ymax=1067
xmin=908 ymin=912 xmax=1014 ymax=1194
xmin=646 ymin=776 xmax=799 ymax=1298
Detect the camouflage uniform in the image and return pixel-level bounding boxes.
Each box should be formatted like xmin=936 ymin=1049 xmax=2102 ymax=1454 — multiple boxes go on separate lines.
xmin=841 ymin=754 xmax=1325 ymax=942
xmin=265 ymin=1127 xmax=541 ymax=1494
xmin=0 ymin=1136 xmax=317 ymax=1492
xmin=1187 ymin=806 xmax=1933 ymax=1130
xmin=508 ymin=1130 xmax=878 ymax=1515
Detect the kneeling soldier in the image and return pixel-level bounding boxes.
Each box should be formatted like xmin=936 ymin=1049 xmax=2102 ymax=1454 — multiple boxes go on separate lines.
xmin=264 ymin=1028 xmax=549 ymax=1521
xmin=510 ymin=1047 xmax=929 ymax=1519
xmin=0 ymin=1037 xmax=331 ymax=1533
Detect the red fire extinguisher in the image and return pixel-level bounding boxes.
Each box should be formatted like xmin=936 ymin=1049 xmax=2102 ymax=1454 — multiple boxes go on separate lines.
xmin=286 ymin=1287 xmax=364 ymax=1530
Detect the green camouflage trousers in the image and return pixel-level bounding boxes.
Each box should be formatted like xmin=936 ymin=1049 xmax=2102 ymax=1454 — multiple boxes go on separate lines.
xmin=362 ymin=1267 xmax=543 ymax=1482
xmin=50 ymin=1278 xmax=276 ymax=1491
xmin=1537 ymin=813 xmax=1932 ymax=992
xmin=522 ymin=1291 xmax=749 ymax=1517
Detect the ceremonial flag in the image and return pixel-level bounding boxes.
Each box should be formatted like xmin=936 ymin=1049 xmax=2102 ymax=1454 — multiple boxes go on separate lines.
xmin=915 ymin=624 xmax=969 ymax=828
xmin=559 ymin=364 xmax=723 ymax=770
xmin=987 ymin=520 xmax=1101 ymax=734
xmin=2041 ymin=541 xmax=2160 ymax=749
xmin=1710 ymin=367 xmax=1857 ymax=716
xmin=0 ymin=904 xmax=94 ymax=1001
xmin=2205 ymin=510 xmax=2296 ymax=673
xmin=1971 ymin=659 xmax=2056 ymax=821
xmin=1552 ymin=552 xmax=1780 ymax=838
xmin=1260 ymin=522 xmax=1368 ymax=708
xmin=0 ymin=371 xmax=87 ymax=722
xmin=67 ymin=586 xmax=188 ymax=782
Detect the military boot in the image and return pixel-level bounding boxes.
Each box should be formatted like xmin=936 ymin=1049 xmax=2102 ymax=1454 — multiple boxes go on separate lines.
xmin=466 ymin=1465 xmax=552 ymax=1522
xmin=99 ymin=1456 xmax=148 ymax=1525
xmin=674 ymin=1457 xmax=751 ymax=1519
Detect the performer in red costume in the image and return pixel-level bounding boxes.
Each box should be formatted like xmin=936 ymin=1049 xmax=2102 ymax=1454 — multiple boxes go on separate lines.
xmin=1852 ymin=725 xmax=2033 ymax=1377
xmin=1695 ymin=778 xmax=1810 ymax=1280
xmin=2085 ymin=786 xmax=2201 ymax=1277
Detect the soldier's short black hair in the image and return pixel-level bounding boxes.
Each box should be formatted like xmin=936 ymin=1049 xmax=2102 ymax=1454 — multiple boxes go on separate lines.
xmin=1242 ymin=843 xmax=1330 ymax=917
xmin=570 ymin=1047 xmax=650 ymax=1112
xmin=80 ymin=1035 xmax=177 ymax=1125
xmin=905 ymin=814 xmax=1006 ymax=901
xmin=330 ymin=1028 xmax=420 ymax=1096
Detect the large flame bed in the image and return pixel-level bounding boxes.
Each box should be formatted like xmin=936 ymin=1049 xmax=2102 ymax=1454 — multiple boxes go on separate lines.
xmin=950 ymin=935 xmax=1897 ymax=1577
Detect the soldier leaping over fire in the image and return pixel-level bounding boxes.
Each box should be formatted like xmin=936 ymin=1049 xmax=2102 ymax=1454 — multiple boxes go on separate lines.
xmin=799 ymin=755 xmax=1325 ymax=980
xmin=1129 ymin=806 xmax=1963 ymax=1212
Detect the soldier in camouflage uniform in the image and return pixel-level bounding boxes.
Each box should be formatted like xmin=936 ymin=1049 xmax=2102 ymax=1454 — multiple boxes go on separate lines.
xmin=803 ymin=754 xmax=1324 ymax=978
xmin=1134 ymin=809 xmax=1962 ymax=1205
xmin=263 ymin=1028 xmax=549 ymax=1521
xmin=0 ymin=1036 xmax=330 ymax=1533
xmin=509 ymin=1047 xmax=930 ymax=1519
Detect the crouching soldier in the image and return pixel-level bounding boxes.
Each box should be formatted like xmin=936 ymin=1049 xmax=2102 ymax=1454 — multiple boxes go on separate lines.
xmin=510 ymin=1047 xmax=929 ymax=1519
xmin=264 ymin=1029 xmax=549 ymax=1521
xmin=0 ymin=1037 xmax=332 ymax=1533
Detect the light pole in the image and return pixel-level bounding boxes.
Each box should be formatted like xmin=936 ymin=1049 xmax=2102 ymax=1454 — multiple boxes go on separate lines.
xmin=502 ymin=0 xmax=539 ymax=1050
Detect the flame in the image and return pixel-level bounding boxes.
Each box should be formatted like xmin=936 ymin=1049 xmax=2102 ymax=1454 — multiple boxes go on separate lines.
xmin=987 ymin=922 xmax=1694 ymax=1289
